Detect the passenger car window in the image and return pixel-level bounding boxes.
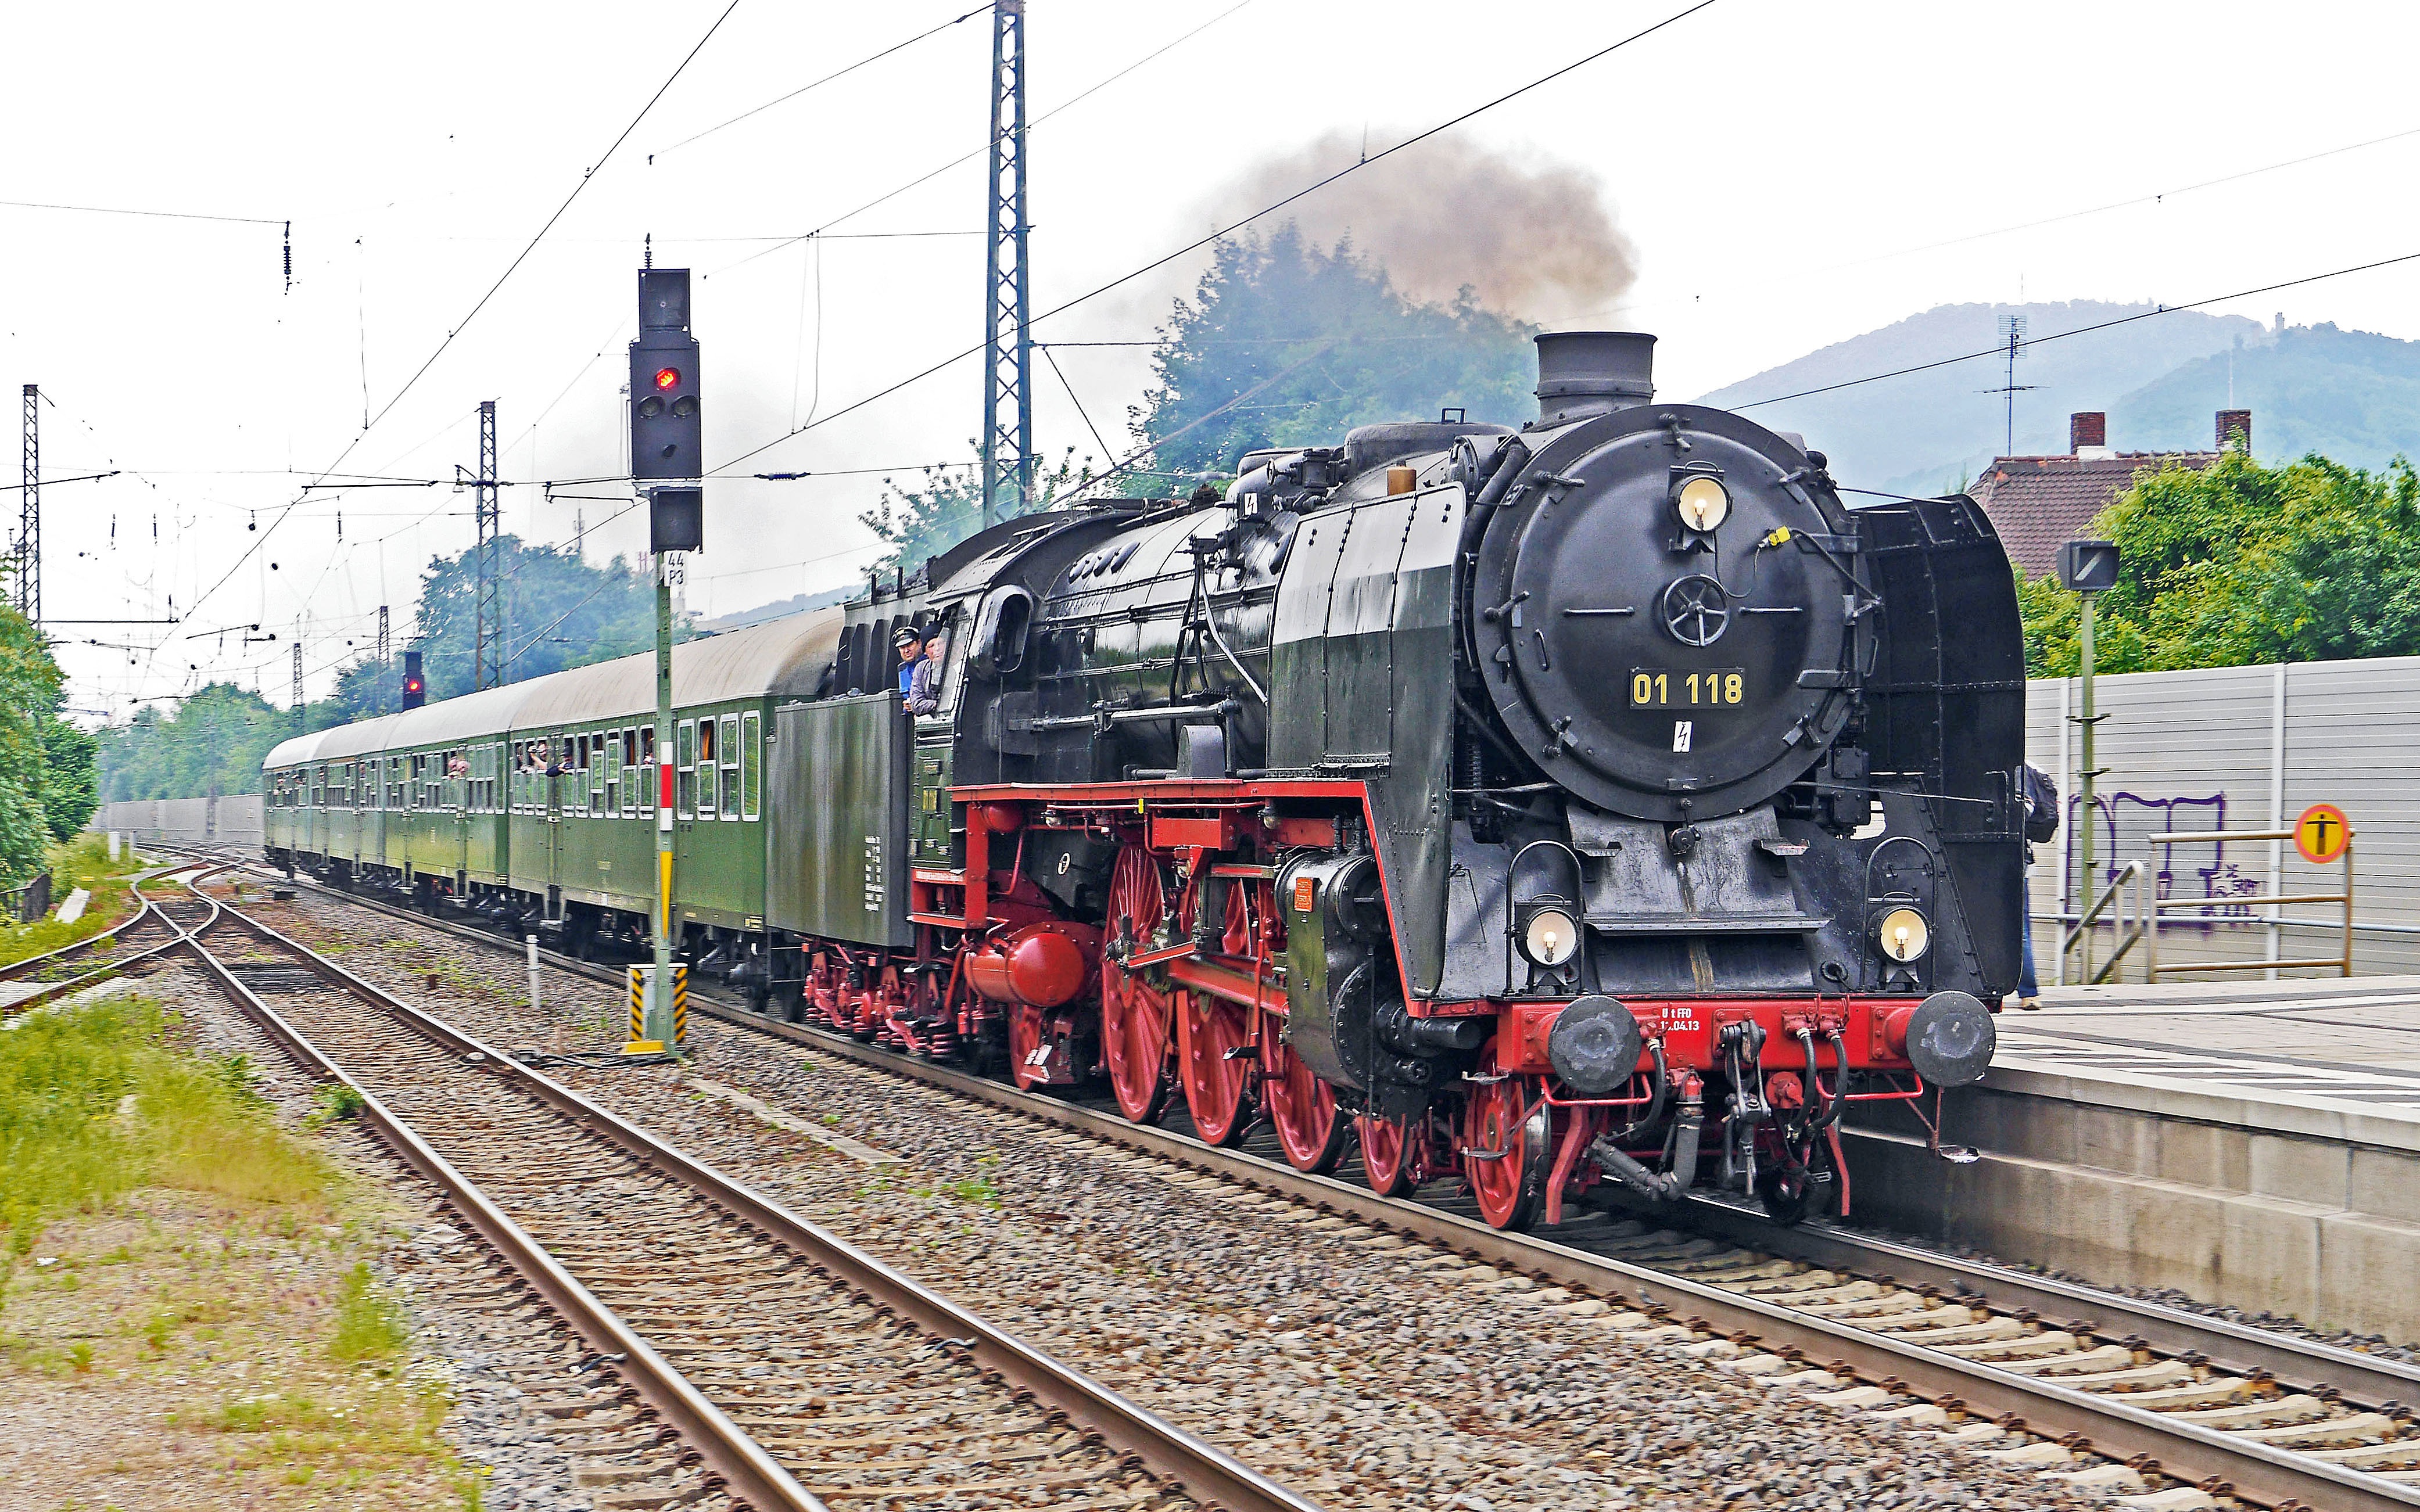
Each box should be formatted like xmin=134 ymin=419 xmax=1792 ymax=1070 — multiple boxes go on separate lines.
xmin=697 ymin=716 xmax=718 ymax=818
xmin=741 ymin=712 xmax=761 ymax=820
xmin=719 ymin=714 xmax=739 ymax=820
xmin=676 ymin=720 xmax=697 ymax=819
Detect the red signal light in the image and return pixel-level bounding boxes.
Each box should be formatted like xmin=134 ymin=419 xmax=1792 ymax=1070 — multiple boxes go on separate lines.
xmin=404 ymin=677 xmax=424 ymax=694
xmin=653 ymin=367 xmax=681 ymax=390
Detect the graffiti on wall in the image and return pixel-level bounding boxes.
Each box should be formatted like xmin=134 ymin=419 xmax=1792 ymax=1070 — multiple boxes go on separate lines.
xmin=2062 ymin=791 xmax=2267 ymax=928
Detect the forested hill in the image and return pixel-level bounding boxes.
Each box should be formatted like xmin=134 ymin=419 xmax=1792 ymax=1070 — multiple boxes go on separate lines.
xmin=2110 ymin=321 xmax=2420 ymax=471
xmin=1694 ymin=301 xmax=2261 ymax=498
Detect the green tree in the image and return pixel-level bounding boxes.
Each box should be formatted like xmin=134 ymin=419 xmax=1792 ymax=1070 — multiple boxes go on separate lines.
xmin=329 ymin=535 xmax=672 ymax=711
xmin=0 ymin=606 xmax=94 ymax=879
xmin=2020 ymin=451 xmax=2420 ymax=676
xmin=859 ymin=447 xmax=1095 ymax=579
xmin=40 ymin=720 xmax=98 ymax=842
xmin=95 ymin=683 xmax=292 ymax=801
xmin=1134 ymin=224 xmax=1539 ymax=479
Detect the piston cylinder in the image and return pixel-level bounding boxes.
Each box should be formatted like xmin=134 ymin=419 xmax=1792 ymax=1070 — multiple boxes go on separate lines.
xmin=965 ymin=921 xmax=1099 ymax=1008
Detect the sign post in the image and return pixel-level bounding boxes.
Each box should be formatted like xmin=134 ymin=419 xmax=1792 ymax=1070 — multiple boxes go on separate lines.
xmin=2057 ymin=539 xmax=2121 ymax=983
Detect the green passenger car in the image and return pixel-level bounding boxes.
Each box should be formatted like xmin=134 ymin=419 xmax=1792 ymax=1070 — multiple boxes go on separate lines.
xmin=261 ymin=613 xmax=841 ymax=969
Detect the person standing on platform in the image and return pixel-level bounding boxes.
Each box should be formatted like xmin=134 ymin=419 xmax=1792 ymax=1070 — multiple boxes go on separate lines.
xmin=2019 ymin=763 xmax=2061 ymax=1010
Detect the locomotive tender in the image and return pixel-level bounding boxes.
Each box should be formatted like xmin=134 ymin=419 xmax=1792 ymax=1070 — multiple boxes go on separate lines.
xmin=266 ymin=331 xmax=2021 ymax=1229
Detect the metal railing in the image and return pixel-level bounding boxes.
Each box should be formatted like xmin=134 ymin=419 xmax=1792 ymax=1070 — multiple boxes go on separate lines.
xmin=2060 ymin=858 xmax=2147 ymax=985
xmin=2146 ymin=826 xmax=2355 ymax=979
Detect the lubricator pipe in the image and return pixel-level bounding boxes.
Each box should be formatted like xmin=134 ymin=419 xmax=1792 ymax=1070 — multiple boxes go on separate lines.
xmin=1606 ymin=1039 xmax=1669 ymax=1143
xmin=1822 ymin=1030 xmax=1850 ymax=1129
xmin=1795 ymin=1026 xmax=1837 ymax=1129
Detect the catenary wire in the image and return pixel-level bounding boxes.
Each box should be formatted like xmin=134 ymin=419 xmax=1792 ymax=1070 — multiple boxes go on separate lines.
xmin=703 ymin=0 xmax=1257 ymax=281
xmin=709 ymin=0 xmax=1723 ymax=475
xmin=654 ymin=3 xmax=993 ymax=155
xmin=175 ymin=0 xmax=743 ymax=633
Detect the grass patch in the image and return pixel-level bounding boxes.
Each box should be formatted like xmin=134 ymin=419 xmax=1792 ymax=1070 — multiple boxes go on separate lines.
xmin=329 ymin=1262 xmax=407 ymax=1362
xmin=0 ymin=996 xmax=337 ymax=1252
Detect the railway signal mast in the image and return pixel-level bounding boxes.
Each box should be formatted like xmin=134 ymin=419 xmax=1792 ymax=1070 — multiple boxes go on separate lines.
xmin=980 ymin=0 xmax=1033 ymax=527
xmin=630 ymin=265 xmax=703 ymax=1054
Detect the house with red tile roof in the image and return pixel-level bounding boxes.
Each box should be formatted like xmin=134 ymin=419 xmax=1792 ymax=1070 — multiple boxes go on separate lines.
xmin=1968 ymin=410 xmax=2249 ymax=577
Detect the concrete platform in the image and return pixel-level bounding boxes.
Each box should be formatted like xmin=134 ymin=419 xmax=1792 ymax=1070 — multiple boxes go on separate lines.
xmin=1842 ymin=976 xmax=2420 ymax=1343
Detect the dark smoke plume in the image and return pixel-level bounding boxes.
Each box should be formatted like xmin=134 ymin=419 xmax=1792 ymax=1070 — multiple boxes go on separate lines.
xmin=1210 ymin=132 xmax=1639 ymax=324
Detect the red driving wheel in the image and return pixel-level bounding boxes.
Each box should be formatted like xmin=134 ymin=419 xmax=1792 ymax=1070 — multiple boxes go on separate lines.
xmin=1177 ymin=991 xmax=1252 ymax=1145
xmin=1357 ymin=1114 xmax=1419 ymax=1197
xmin=1264 ymin=1034 xmax=1349 ymax=1173
xmin=1462 ymin=1067 xmax=1549 ymax=1231
xmin=1099 ymin=847 xmax=1173 ymax=1123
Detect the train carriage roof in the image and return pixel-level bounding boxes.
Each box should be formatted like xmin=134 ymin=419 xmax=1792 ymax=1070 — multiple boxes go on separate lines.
xmin=260 ymin=610 xmax=844 ymax=772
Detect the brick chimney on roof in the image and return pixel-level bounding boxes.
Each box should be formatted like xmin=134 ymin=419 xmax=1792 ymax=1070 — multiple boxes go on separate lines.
xmin=2217 ymin=409 xmax=2252 ymax=452
xmin=2069 ymin=412 xmax=2106 ymax=453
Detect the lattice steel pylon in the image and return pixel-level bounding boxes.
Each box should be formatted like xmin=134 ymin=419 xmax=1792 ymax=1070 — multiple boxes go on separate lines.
xmin=474 ymin=400 xmax=502 ymax=690
xmin=377 ymin=604 xmax=390 ymax=669
xmin=17 ymin=385 xmax=38 ymax=626
xmin=980 ymin=0 xmax=1033 ymax=529
xmin=291 ymin=643 xmax=304 ymax=732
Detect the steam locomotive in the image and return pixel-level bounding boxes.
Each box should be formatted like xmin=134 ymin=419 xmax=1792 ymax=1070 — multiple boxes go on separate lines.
xmin=266 ymin=330 xmax=2021 ymax=1229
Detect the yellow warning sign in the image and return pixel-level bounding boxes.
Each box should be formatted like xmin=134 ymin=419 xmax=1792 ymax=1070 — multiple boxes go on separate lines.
xmin=2294 ymin=803 xmax=2351 ymax=867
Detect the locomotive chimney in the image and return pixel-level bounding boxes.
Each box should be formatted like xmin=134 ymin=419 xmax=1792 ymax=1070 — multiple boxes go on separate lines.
xmin=1533 ymin=331 xmax=1655 ymax=423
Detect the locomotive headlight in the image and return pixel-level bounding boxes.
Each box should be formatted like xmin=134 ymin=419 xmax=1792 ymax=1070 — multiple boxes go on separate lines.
xmin=1518 ymin=903 xmax=1582 ymax=968
xmin=1871 ymin=906 xmax=1931 ymax=962
xmin=1674 ymin=475 xmax=1730 ymax=532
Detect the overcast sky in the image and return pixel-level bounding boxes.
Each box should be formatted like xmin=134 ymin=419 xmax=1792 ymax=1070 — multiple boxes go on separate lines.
xmin=14 ymin=0 xmax=2420 ymax=719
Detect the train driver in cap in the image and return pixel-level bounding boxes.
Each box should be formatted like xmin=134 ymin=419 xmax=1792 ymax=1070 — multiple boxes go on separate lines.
xmin=895 ymin=626 xmax=925 ymax=702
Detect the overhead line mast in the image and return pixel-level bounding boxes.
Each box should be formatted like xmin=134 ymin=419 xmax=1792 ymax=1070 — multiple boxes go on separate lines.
xmin=981 ymin=0 xmax=1034 ymax=529
xmin=18 ymin=385 xmax=37 ymax=626
xmin=475 ymin=400 xmax=503 ymax=691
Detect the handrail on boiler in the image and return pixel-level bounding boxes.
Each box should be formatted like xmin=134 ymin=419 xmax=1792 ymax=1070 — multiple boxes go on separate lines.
xmin=2145 ymin=825 xmax=2355 ymax=980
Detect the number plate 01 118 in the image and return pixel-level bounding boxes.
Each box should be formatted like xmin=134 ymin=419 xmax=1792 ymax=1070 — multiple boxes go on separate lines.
xmin=1630 ymin=668 xmax=1746 ymax=707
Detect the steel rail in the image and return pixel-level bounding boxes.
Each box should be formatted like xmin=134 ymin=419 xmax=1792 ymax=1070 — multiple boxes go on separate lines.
xmin=2 ymin=872 xmax=232 ymax=1012
xmin=1630 ymin=1158 xmax=2420 ymax=1416
xmin=0 ymin=882 xmax=161 ymax=981
xmin=185 ymin=875 xmax=1321 ymax=1512
xmin=197 ymin=854 xmax=2420 ymax=1510
xmin=166 ymin=881 xmax=826 ymax=1512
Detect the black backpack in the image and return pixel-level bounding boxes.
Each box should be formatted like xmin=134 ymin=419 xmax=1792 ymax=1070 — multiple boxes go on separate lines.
xmin=2019 ymin=764 xmax=2060 ymax=845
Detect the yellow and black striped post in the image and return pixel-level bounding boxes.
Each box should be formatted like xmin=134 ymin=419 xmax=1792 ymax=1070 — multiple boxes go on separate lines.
xmin=623 ymin=964 xmax=686 ymax=1054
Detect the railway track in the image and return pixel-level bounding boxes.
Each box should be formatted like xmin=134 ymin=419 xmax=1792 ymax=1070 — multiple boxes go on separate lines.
xmin=0 ymin=875 xmax=201 ymax=1012
xmin=203 ymin=852 xmax=2420 ymax=1512
xmin=87 ymin=860 xmax=1324 ymax=1512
